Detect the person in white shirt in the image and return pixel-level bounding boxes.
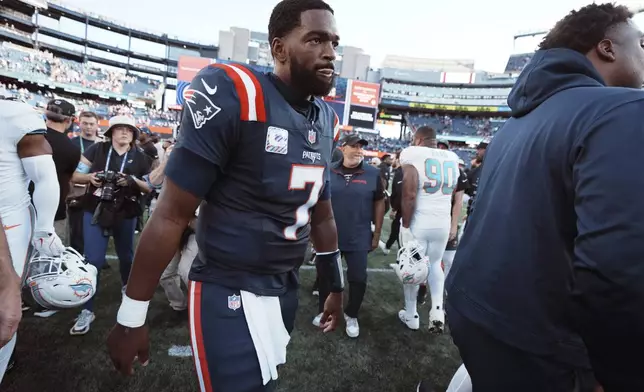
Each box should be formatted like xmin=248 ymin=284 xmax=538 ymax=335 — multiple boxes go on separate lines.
xmin=397 ymin=126 xmax=460 ymax=334
xmin=0 ymin=98 xmax=65 ymax=384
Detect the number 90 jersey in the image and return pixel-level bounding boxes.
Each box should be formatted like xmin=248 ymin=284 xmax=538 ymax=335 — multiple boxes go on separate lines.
xmin=400 ymin=146 xmax=460 ymax=229
xmin=166 ymin=63 xmax=340 ymax=295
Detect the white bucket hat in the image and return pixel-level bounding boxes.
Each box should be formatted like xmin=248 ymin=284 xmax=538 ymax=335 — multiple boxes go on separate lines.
xmin=104 ymin=115 xmax=139 ymax=139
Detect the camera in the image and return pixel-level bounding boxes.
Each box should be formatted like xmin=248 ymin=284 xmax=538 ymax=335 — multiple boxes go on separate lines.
xmin=95 ymin=170 xmax=123 ymax=202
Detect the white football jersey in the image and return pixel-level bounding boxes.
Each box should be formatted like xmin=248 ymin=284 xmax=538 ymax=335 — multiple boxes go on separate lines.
xmin=400 ymin=146 xmax=460 ymax=229
xmin=0 ymin=100 xmax=47 ymax=218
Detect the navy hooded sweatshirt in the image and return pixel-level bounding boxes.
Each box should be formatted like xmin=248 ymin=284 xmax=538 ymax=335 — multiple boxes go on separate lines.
xmin=446 ymin=48 xmax=644 ymax=368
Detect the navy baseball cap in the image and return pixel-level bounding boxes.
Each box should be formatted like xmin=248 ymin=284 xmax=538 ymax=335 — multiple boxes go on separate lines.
xmin=341 ymin=134 xmax=368 ymax=147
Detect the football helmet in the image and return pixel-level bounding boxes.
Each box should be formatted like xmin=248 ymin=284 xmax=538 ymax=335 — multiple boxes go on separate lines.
xmin=25 ymin=247 xmax=98 ymax=309
xmin=395 ymin=240 xmax=429 ymax=285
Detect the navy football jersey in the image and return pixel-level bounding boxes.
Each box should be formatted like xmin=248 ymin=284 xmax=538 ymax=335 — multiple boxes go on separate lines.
xmin=166 ymin=63 xmax=340 ymax=296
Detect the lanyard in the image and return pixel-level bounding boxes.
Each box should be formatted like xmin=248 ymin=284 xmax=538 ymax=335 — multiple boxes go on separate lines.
xmin=80 ymin=138 xmax=96 ymax=154
xmin=105 ymin=146 xmax=129 ymax=173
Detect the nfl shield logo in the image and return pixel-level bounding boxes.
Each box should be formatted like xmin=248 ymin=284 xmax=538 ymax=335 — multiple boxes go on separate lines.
xmin=228 ymin=294 xmax=241 ymax=311
xmin=308 ymin=130 xmax=317 ymax=144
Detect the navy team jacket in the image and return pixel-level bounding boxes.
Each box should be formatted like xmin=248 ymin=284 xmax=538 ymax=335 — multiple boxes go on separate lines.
xmin=166 ymin=63 xmax=340 ymax=296
xmin=447 ymin=48 xmax=644 ymax=369
xmin=330 ymin=160 xmax=380 ymax=252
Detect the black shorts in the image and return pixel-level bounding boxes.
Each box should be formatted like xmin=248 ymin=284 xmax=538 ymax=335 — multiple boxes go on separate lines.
xmin=446 ymin=236 xmax=459 ymax=251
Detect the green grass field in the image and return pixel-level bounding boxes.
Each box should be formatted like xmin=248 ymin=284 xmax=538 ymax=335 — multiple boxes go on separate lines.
xmin=3 ymin=218 xmax=463 ymax=392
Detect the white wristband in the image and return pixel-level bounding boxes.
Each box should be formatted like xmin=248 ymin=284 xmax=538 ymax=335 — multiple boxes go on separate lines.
xmin=117 ymin=295 xmax=150 ymax=328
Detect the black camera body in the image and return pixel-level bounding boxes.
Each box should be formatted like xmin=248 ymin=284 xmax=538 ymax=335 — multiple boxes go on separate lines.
xmin=96 ymin=170 xmax=124 ymax=202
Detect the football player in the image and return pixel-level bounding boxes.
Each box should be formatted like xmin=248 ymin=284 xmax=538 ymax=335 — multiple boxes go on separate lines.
xmin=398 ymin=126 xmax=459 ymax=333
xmin=0 ymin=98 xmax=64 ymax=383
xmin=107 ymin=1 xmax=344 ymax=391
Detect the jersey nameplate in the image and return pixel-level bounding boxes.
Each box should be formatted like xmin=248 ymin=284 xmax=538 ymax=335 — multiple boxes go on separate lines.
xmin=265 ymin=126 xmax=289 ymax=155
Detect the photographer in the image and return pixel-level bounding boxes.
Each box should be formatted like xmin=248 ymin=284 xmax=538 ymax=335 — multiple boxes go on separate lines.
xmin=69 ymin=115 xmax=152 ymax=336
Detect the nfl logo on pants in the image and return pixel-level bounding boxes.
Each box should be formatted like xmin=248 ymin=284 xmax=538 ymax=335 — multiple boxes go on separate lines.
xmin=228 ymin=294 xmax=241 ymax=311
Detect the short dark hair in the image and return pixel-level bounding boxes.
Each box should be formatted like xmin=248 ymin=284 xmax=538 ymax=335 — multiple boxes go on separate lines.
xmin=78 ymin=111 xmax=98 ymax=121
xmin=539 ymin=3 xmax=633 ymax=53
xmin=268 ymin=0 xmax=334 ymax=45
xmin=415 ymin=126 xmax=437 ymax=141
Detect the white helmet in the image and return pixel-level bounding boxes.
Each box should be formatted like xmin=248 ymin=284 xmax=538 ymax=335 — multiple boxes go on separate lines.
xmin=394 ymin=240 xmax=429 ymax=285
xmin=25 ymin=247 xmax=98 ymax=309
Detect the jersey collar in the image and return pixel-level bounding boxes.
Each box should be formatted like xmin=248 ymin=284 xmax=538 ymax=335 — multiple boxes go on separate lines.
xmin=267 ymin=73 xmax=315 ymax=115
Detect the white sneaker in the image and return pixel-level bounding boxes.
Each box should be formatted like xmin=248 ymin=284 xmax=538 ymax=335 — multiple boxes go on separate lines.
xmin=429 ymin=307 xmax=445 ymax=334
xmin=34 ymin=309 xmax=59 ymax=318
xmin=344 ymin=314 xmax=359 ymax=338
xmin=70 ymin=309 xmax=95 ymax=336
xmin=379 ymin=240 xmax=390 ymax=255
xmin=312 ymin=312 xmax=323 ymax=328
xmin=398 ymin=309 xmax=420 ymax=330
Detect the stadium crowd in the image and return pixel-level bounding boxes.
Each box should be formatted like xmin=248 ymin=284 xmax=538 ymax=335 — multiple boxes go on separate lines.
xmin=0 ymin=43 xmax=162 ymax=99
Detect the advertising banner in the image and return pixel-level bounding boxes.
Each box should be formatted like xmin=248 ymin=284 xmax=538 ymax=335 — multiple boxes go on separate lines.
xmin=347 ymin=104 xmax=377 ymax=129
xmin=348 ymin=80 xmax=380 ymax=108
xmin=380 ymin=99 xmax=507 ymax=113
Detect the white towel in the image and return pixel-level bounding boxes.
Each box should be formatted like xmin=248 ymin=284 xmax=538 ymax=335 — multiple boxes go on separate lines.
xmin=240 ymin=290 xmax=291 ymax=385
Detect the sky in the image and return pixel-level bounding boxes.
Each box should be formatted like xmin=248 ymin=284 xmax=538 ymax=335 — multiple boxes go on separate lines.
xmin=57 ymin=0 xmax=644 ymax=73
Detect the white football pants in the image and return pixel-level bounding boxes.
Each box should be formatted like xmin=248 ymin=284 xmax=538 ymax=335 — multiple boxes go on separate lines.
xmin=400 ymin=224 xmax=450 ymax=316
xmin=0 ymin=205 xmax=34 ymax=385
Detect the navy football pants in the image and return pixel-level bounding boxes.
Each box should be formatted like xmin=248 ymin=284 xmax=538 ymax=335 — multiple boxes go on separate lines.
xmin=447 ymin=301 xmax=598 ymax=392
xmin=189 ymin=281 xmax=298 ymax=392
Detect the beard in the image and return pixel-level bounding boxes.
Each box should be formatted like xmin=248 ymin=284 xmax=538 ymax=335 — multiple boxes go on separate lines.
xmin=290 ymin=56 xmax=335 ymax=97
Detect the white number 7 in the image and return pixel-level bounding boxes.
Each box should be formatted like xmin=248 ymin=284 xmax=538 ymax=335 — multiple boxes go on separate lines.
xmin=283 ymin=164 xmax=326 ymax=241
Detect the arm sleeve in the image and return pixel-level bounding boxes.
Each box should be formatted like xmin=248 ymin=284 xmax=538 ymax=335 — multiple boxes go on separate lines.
xmin=572 ymin=101 xmax=644 ymax=336
xmin=22 ymin=155 xmax=60 ymax=233
xmin=165 ymin=66 xmax=241 ymax=199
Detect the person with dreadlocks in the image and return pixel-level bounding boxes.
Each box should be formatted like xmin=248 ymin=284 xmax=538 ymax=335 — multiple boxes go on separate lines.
xmin=446 ymin=3 xmax=644 ymax=391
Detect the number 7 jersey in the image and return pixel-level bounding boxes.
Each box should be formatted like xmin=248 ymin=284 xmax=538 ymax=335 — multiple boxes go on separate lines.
xmin=166 ymin=63 xmax=340 ymax=295
xmin=400 ymin=146 xmax=460 ymax=229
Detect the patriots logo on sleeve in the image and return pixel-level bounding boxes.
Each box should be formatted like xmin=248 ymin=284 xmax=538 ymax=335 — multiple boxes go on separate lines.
xmin=183 ymin=80 xmax=222 ymax=129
